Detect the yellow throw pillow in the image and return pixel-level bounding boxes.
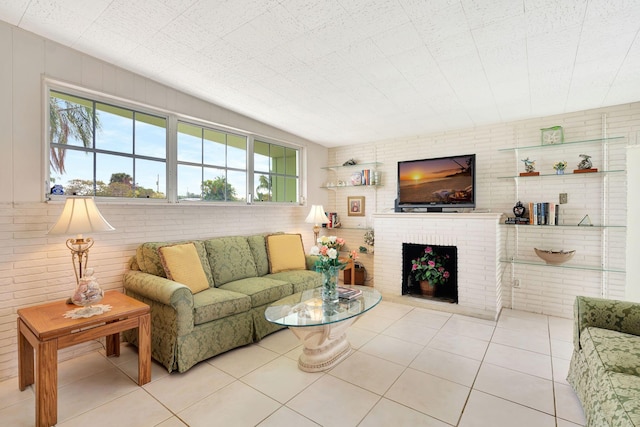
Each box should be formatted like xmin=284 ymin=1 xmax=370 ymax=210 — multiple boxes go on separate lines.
xmin=158 ymin=243 xmax=210 ymax=294
xmin=266 ymin=234 xmax=306 ymax=273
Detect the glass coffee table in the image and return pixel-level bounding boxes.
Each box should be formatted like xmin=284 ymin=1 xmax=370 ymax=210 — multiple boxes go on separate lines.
xmin=265 ymin=286 xmax=381 ymax=372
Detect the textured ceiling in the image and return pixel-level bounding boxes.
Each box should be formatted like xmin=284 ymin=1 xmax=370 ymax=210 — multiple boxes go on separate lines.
xmin=2 ymin=0 xmax=639 ymax=147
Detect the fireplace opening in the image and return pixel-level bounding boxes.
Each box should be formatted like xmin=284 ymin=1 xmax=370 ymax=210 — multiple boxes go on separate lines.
xmin=402 ymin=243 xmax=458 ymax=303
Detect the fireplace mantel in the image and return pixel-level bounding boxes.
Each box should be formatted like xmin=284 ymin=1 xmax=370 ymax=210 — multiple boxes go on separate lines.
xmin=373 ymin=212 xmax=505 ymax=320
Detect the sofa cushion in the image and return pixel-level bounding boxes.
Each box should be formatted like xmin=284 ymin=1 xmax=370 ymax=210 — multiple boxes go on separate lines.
xmin=247 ymin=234 xmax=270 ymax=277
xmin=578 ymin=327 xmax=640 ymax=425
xmin=158 ymin=243 xmax=210 ymax=294
xmin=192 ymin=288 xmax=252 ymax=325
xmin=607 ymin=372 xmax=640 ymax=425
xmin=581 ymin=327 xmax=640 ymax=376
xmin=205 ymin=237 xmax=258 ymax=286
xmin=266 ymin=270 xmax=321 ymax=293
xmin=219 ymin=277 xmax=293 ymax=307
xmin=136 ymin=240 xmax=214 ymax=286
xmin=266 ymin=234 xmax=306 ymax=273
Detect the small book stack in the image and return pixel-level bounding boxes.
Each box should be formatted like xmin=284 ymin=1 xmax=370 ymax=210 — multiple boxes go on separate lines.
xmin=528 ymin=202 xmax=559 ymax=225
xmin=338 ymin=286 xmax=362 ymax=300
xmin=505 ymin=217 xmax=530 ymax=224
xmin=322 ymin=212 xmax=339 ymax=228
xmin=361 ymin=169 xmax=371 ymax=185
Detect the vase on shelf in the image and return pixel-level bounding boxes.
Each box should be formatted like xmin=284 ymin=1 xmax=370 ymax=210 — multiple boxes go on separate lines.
xmin=556 ymin=169 xmax=564 ymax=175
xmin=321 ymin=266 xmax=340 ymax=315
xmin=419 ymin=280 xmax=436 ymax=296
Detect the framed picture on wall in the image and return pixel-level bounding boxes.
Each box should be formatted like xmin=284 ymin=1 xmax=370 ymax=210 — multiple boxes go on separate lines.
xmin=347 ymin=196 xmax=365 ymax=216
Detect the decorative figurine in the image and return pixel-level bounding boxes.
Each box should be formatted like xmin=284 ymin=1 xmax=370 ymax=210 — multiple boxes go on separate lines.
xmin=521 ymin=157 xmax=536 ymax=173
xmin=513 ymin=201 xmax=525 ymax=218
xmin=574 ymin=154 xmax=597 ymax=173
xmin=577 ymin=154 xmax=592 ymax=170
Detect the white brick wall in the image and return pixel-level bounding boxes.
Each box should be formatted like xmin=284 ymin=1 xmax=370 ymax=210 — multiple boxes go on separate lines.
xmin=328 ymin=105 xmax=640 ymax=321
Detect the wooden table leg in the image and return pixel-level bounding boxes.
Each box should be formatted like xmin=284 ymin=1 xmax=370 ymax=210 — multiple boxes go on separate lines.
xmin=17 ymin=319 xmax=34 ymax=391
xmin=137 ymin=313 xmax=151 ymax=385
xmin=36 ymin=339 xmax=57 ymax=427
xmin=106 ymin=332 xmax=120 ymax=357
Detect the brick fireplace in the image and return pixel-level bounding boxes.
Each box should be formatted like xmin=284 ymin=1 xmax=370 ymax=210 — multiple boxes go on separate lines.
xmin=373 ymin=212 xmax=505 ymax=320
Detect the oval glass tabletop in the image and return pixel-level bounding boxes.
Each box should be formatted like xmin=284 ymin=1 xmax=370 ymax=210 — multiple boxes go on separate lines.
xmin=265 ymin=285 xmax=382 ymax=327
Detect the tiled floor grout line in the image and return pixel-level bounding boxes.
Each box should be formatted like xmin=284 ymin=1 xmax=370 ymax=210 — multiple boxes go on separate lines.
xmin=451 ymin=314 xmax=498 ymax=426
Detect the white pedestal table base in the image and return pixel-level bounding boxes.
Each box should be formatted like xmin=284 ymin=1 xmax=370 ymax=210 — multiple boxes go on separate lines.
xmin=288 ymin=316 xmax=358 ymax=372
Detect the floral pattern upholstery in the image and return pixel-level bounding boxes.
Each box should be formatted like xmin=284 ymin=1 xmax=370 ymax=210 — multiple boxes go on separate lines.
xmin=267 ymin=270 xmax=322 ymax=293
xmin=218 ymin=277 xmax=293 ymax=307
xmin=123 ymin=233 xmax=322 ymax=373
xmin=246 ymin=234 xmax=272 ymax=276
xmin=568 ymin=296 xmax=640 ymax=426
xmin=136 ymin=240 xmax=215 ymax=287
xmin=205 ymin=237 xmax=258 ymax=286
xmin=193 ymin=288 xmax=252 ymax=325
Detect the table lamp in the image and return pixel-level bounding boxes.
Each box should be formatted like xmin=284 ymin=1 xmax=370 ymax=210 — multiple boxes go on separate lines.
xmin=305 ymin=205 xmax=330 ymax=242
xmin=48 ymin=197 xmax=115 ymax=314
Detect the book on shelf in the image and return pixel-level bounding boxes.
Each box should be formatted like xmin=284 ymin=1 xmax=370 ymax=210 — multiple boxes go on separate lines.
xmin=322 ymin=212 xmax=339 ymax=228
xmin=505 ymin=217 xmax=530 ymax=224
xmin=526 ymin=202 xmax=559 ymax=225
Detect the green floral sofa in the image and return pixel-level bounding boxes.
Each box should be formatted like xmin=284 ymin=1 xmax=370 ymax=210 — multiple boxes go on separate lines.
xmin=568 ymin=296 xmax=640 ymax=426
xmin=122 ymin=234 xmax=321 ymax=373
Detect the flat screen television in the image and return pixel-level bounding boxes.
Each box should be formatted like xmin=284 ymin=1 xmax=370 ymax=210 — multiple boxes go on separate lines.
xmin=396 ymin=154 xmax=475 ymax=212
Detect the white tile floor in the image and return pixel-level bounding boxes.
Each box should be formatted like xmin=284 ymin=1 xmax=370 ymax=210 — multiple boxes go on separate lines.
xmin=0 ymin=302 xmax=587 ymax=426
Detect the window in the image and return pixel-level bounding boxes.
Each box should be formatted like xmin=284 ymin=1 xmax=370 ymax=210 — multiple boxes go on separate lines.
xmin=254 ymin=140 xmax=299 ymax=203
xmin=47 ymin=86 xmax=302 ymax=204
xmin=49 ymin=90 xmax=167 ymax=199
xmin=177 ymin=122 xmax=247 ymax=202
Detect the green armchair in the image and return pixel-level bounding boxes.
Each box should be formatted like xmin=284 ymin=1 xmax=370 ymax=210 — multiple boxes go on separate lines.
xmin=568 ymin=296 xmax=640 ymax=426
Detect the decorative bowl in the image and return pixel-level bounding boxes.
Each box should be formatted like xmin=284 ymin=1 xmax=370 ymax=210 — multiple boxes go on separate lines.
xmin=534 ymin=248 xmax=576 ymax=265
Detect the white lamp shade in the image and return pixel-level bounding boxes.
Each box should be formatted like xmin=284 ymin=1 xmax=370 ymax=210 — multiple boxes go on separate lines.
xmin=305 ymin=205 xmax=330 ymax=225
xmin=48 ymin=197 xmax=115 ymax=235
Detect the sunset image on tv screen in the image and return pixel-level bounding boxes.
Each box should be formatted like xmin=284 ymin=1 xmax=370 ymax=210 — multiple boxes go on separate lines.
xmin=398 ymin=155 xmax=473 ymax=204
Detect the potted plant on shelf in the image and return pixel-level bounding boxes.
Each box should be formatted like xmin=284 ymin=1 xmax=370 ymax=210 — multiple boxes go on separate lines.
xmin=553 ymin=161 xmax=567 ymax=175
xmin=411 ymin=246 xmax=450 ymax=296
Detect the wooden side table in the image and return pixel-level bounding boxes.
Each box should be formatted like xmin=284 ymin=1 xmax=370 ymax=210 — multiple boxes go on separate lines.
xmin=17 ymin=290 xmax=151 ymax=427
xmin=340 ymin=257 xmax=355 ymax=284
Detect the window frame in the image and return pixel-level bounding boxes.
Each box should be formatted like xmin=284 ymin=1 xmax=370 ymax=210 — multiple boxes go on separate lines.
xmin=44 ymin=79 xmax=304 ymax=206
xmin=46 ymin=82 xmax=171 ymax=203
xmin=175 ymin=119 xmax=249 ymax=203
xmin=252 ymin=137 xmax=300 ymax=204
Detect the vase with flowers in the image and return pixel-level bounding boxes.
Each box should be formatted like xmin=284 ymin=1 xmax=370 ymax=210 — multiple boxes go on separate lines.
xmin=310 ymin=236 xmax=357 ymax=313
xmin=411 ymin=246 xmax=450 ymax=296
xmin=553 ymin=161 xmax=567 ymax=175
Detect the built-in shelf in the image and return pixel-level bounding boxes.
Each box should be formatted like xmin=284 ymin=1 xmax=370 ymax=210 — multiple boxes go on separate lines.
xmin=501 ymin=223 xmax=626 ymax=229
xmin=321 ymin=161 xmax=382 ymax=171
xmin=497 ymin=169 xmax=625 ymax=179
xmin=322 ymin=226 xmax=370 ymax=231
xmin=498 ymin=131 xmax=627 ymax=296
xmin=500 ymin=258 xmax=625 ymax=273
xmin=321 ymin=184 xmax=383 ymax=190
xmin=498 ymin=136 xmax=625 ymax=152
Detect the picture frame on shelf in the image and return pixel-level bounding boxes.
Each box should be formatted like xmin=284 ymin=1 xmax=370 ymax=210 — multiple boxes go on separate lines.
xmin=540 ymin=126 xmax=564 ymax=145
xmin=347 ymin=196 xmax=365 ymax=216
